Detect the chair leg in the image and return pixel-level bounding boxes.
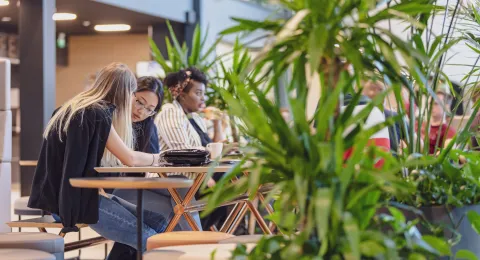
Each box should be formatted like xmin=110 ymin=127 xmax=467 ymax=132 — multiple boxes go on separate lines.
xmin=77 ymin=229 xmax=82 ymax=258
xmin=18 ymin=215 xmax=21 ymax=232
xmin=104 ymin=243 xmax=108 ymax=259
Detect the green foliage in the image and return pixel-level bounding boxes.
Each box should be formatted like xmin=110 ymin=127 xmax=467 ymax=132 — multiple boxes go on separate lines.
xmin=401 ymin=150 xmax=480 ymax=207
xmin=200 ymin=0 xmax=480 ymax=259
xmin=149 ymin=21 xmax=221 ymax=102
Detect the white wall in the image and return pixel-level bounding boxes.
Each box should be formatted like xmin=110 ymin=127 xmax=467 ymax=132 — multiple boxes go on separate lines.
xmin=201 ymin=0 xmax=278 ymax=50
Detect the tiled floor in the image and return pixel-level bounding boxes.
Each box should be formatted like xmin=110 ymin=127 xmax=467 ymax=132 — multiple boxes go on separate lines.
xmin=10 ymin=183 xmax=113 ymax=260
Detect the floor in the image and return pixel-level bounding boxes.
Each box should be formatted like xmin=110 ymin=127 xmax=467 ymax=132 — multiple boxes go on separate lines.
xmin=10 ymin=183 xmax=114 ymax=260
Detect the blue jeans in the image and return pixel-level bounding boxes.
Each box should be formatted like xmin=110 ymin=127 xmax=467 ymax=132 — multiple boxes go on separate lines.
xmin=89 ymin=194 xmax=167 ymax=251
xmin=112 ymin=188 xmax=201 ymax=232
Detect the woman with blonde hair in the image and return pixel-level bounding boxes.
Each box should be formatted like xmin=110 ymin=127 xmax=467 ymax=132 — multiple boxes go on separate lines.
xmin=28 ymin=62 xmax=167 ymax=252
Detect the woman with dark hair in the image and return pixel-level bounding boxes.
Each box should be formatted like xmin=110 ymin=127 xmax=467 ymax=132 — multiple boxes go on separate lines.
xmin=106 ymin=75 xmax=186 ymax=259
xmin=155 ymin=67 xmax=227 ymax=231
xmin=132 ymin=76 xmax=164 ymax=153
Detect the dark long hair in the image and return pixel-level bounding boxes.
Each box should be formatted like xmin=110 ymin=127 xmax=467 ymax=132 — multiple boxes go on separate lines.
xmin=134 ymin=76 xmax=163 ymax=153
xmin=136 ymin=76 xmax=164 ymax=113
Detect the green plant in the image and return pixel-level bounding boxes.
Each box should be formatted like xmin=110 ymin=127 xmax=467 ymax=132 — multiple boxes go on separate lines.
xmin=207 ymin=38 xmax=260 ymax=142
xmin=202 ymin=0 xmax=456 ymax=258
xmin=149 ymin=21 xmax=222 ymax=102
xmin=402 ymin=150 xmax=480 ymax=208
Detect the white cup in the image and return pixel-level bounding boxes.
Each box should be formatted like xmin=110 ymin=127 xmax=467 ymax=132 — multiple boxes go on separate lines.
xmin=206 ymin=143 xmax=223 ymax=159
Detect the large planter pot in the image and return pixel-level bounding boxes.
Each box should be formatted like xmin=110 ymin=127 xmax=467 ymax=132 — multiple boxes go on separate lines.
xmin=381 ymin=204 xmax=480 ymax=257
xmin=422 ymin=204 xmax=480 ymax=258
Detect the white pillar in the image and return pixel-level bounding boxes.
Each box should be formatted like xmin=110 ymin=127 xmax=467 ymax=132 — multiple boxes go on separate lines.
xmin=0 ymin=59 xmax=11 ymax=232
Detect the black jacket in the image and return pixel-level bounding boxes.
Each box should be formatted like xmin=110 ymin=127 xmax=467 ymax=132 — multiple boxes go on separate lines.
xmin=133 ymin=117 xmax=159 ymax=154
xmin=28 ymin=104 xmax=115 ymax=232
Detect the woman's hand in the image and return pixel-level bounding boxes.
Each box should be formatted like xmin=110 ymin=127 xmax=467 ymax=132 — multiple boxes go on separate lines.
xmin=207 ymin=178 xmax=216 ymax=188
xmin=203 ymin=107 xmax=224 ymax=121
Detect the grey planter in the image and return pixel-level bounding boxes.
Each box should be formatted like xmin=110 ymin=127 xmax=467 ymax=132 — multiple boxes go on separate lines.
xmin=422 ymin=204 xmax=480 ymax=258
xmin=382 ymin=204 xmax=480 ymax=257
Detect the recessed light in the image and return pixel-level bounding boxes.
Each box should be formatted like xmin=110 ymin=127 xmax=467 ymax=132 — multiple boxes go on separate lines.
xmin=1 ymin=17 xmax=11 ymax=22
xmin=52 ymin=13 xmax=77 ymax=21
xmin=82 ymin=21 xmax=91 ymax=27
xmin=94 ymin=24 xmax=131 ymax=32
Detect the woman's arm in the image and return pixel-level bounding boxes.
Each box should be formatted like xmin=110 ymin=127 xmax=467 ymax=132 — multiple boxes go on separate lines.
xmin=106 ymin=125 xmax=159 ymax=167
xmin=212 ymin=119 xmax=224 ymax=142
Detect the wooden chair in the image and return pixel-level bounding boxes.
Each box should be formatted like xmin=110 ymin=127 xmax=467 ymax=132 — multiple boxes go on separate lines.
xmin=144 ymin=243 xmax=256 ymax=260
xmin=146 ymin=231 xmax=234 ymax=250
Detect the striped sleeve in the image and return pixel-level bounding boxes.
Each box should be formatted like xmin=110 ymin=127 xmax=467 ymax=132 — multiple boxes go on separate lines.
xmin=155 ymin=106 xmax=196 ymax=179
xmin=156 ymin=106 xmax=193 ymax=150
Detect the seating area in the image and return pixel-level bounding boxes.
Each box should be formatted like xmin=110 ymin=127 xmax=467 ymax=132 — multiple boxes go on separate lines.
xmin=3 ymin=0 xmax=480 ymax=259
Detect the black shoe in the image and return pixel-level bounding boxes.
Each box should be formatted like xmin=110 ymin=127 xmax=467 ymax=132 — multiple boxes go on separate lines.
xmin=107 ymin=242 xmax=136 ymax=260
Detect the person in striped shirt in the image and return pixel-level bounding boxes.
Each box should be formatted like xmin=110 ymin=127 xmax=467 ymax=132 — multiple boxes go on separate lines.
xmin=155 ymin=67 xmax=229 ymax=231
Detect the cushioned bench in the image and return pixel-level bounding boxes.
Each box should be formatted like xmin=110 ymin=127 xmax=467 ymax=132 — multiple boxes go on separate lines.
xmin=0 ymin=248 xmax=56 ymax=260
xmin=6 ymin=216 xmax=108 ymax=252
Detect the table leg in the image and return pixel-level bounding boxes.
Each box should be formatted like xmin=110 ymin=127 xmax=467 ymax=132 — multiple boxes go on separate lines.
xmin=220 ymin=202 xmax=243 ymax=232
xmin=226 ymin=203 xmax=249 ymax=234
xmin=162 ymin=173 xmax=206 ymax=231
xmin=136 ymin=190 xmax=143 ymax=260
xmin=246 ymin=200 xmax=272 ymax=235
xmin=183 ymin=213 xmax=200 ymax=231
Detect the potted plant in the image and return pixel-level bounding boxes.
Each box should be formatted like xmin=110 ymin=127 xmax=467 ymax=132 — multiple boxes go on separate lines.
xmin=149 ymin=21 xmax=222 ymax=102
xmin=202 ymin=0 xmax=455 ymax=258
xmin=379 ymin=1 xmax=480 ymax=257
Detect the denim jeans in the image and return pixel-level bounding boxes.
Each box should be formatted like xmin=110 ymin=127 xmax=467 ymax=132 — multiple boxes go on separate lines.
xmin=112 ymin=188 xmax=201 ymax=232
xmin=89 ymin=194 xmax=167 ymax=252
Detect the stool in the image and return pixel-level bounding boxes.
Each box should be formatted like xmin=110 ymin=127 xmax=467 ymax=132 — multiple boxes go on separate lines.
xmin=219 ymin=234 xmax=266 ymax=244
xmin=0 ymin=232 xmax=64 ymax=260
xmin=0 ymin=249 xmax=55 ymax=260
xmin=144 ymin=243 xmax=256 ymax=260
xmin=14 ymin=196 xmax=46 ymax=232
xmin=146 ymin=231 xmax=235 ymax=250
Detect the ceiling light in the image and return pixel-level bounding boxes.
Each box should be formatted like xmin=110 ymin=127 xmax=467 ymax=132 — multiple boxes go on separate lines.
xmin=94 ymin=24 xmax=131 ymax=32
xmin=0 ymin=1 xmax=8 ymax=7
xmin=52 ymin=13 xmax=77 ymax=21
xmin=1 ymin=17 xmax=11 ymax=22
xmin=82 ymin=21 xmax=91 ymax=27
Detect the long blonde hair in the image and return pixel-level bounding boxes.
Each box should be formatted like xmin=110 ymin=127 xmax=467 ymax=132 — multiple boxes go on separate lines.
xmin=44 ymin=62 xmax=137 ymax=166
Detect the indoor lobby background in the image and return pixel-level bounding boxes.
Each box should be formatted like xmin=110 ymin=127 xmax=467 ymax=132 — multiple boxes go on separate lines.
xmin=0 ymin=0 xmax=478 ymax=259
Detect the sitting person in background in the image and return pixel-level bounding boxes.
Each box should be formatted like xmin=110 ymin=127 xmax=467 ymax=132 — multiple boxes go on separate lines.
xmin=469 ymin=85 xmax=480 ymax=151
xmin=362 ymin=80 xmax=424 ymax=154
xmin=312 ymin=59 xmax=391 ymax=168
xmin=362 ymin=80 xmax=405 ymax=152
xmin=107 ymin=76 xmax=170 ymax=260
xmin=155 ymin=67 xmax=229 ymax=231
xmin=417 ymin=84 xmax=456 ymax=154
xmin=28 ymin=63 xmax=166 ymax=253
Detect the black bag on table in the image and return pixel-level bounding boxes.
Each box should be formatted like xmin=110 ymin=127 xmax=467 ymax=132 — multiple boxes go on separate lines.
xmin=161 ymin=149 xmax=210 ymax=166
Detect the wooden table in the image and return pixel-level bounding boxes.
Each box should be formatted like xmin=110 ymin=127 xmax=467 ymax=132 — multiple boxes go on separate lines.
xmin=94 ymin=165 xmax=233 ymax=232
xmin=70 ymin=177 xmax=193 ymax=260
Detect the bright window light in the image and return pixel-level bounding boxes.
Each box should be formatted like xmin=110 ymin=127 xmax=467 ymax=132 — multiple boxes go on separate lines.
xmin=0 ymin=1 xmax=8 ymax=7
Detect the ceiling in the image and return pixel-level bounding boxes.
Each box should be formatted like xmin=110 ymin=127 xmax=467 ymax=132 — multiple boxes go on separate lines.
xmin=0 ymin=0 xmax=178 ymax=34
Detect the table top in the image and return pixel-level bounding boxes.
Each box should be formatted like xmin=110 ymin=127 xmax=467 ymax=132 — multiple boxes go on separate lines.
xmin=70 ymin=177 xmax=193 ymax=189
xmin=94 ymin=163 xmax=237 ymax=174
xmin=19 ymin=160 xmax=38 ymax=166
